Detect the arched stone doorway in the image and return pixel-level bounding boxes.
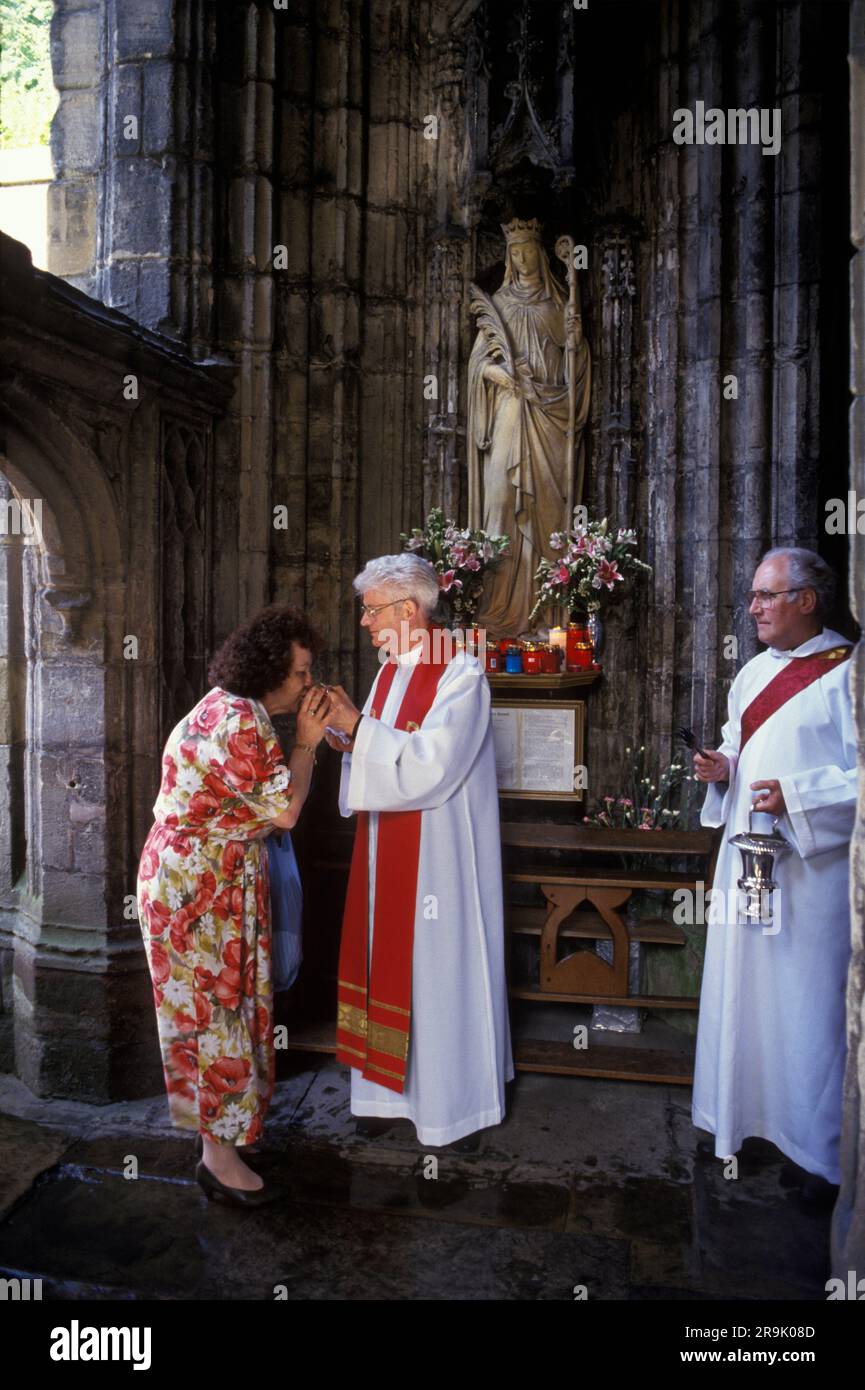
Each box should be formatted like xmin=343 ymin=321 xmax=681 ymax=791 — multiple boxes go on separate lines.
xmin=0 ymin=399 xmax=160 ymax=1101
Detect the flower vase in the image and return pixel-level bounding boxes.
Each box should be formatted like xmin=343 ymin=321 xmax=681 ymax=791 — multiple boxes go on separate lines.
xmin=587 ymin=611 xmax=604 ymax=663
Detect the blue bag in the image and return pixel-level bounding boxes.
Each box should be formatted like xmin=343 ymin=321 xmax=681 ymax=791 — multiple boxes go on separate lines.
xmin=266 ymin=830 xmax=304 ymax=992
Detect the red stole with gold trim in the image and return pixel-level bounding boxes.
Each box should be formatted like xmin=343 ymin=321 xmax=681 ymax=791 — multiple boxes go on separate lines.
xmin=336 ymin=639 xmax=452 ymax=1093
xmin=740 ymin=645 xmax=852 ymax=754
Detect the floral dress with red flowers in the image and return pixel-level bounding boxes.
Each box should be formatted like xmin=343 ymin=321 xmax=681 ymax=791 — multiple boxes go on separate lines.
xmin=136 ymin=687 xmax=292 ymax=1144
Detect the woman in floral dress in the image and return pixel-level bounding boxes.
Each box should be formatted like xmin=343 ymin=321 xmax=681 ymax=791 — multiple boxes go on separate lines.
xmin=137 ymin=607 xmax=331 ymax=1204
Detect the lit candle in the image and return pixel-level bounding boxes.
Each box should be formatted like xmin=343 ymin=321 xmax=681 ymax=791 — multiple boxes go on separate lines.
xmin=549 ymin=626 xmax=567 ymax=652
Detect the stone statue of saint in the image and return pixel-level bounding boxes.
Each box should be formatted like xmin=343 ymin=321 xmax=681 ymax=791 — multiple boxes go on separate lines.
xmin=467 ymin=218 xmax=591 ymax=636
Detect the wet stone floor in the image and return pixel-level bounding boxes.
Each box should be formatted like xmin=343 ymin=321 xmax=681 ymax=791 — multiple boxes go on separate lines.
xmin=0 ymin=1059 xmax=833 ymax=1301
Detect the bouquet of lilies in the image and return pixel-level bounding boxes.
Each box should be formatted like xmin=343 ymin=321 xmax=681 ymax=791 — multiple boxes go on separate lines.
xmin=529 ymin=513 xmax=651 ymax=625
xmin=401 ymin=508 xmax=510 ymax=622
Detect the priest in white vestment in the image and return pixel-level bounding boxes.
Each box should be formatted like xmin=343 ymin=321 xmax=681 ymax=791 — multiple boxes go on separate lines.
xmin=692 ymin=547 xmax=855 ymax=1197
xmin=324 ymin=553 xmax=514 ymax=1147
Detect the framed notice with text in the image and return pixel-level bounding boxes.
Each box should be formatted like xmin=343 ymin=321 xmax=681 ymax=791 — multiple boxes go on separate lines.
xmin=490 ymin=700 xmax=586 ymax=801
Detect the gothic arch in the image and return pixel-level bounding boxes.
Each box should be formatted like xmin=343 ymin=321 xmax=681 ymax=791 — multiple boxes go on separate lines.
xmin=0 ymin=388 xmax=133 ymax=1099
xmin=0 ymin=388 xmax=123 ymax=641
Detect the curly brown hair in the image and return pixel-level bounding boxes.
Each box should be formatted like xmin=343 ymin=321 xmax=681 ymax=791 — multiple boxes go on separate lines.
xmin=207 ymin=606 xmax=325 ymax=698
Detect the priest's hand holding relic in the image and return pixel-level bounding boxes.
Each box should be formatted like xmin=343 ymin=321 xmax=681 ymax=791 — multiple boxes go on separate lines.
xmin=692 ymin=749 xmax=731 ymax=783
xmin=749 ymin=779 xmax=786 ymax=816
xmin=321 ymin=683 xmax=363 ymax=751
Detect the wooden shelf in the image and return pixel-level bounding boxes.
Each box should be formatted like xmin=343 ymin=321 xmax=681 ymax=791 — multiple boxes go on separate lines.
xmin=514 ymin=1037 xmax=694 ymax=1085
xmin=509 ymin=986 xmax=699 ymax=1010
xmin=507 ymin=864 xmax=697 ymax=889
xmin=507 ymin=905 xmax=686 ymax=946
xmin=501 ymin=822 xmax=717 ymax=856
xmin=488 ymin=670 xmax=602 ymax=691
xmin=275 ymin=1022 xmax=694 ymax=1085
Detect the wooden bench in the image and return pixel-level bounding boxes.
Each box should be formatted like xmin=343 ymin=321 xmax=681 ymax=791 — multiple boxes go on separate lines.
xmin=501 ymin=822 xmax=719 ymax=1082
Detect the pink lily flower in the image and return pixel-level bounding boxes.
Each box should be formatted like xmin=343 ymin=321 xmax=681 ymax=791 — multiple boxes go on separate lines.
xmin=439 ymin=570 xmax=463 ymax=593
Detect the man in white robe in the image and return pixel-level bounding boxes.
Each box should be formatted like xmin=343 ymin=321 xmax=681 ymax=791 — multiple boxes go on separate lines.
xmin=692 ymin=547 xmax=855 ymax=1200
xmin=324 ymin=553 xmax=514 ymax=1147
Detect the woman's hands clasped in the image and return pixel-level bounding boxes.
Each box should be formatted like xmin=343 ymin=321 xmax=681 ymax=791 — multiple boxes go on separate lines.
xmin=295 ymin=685 xmax=333 ymax=748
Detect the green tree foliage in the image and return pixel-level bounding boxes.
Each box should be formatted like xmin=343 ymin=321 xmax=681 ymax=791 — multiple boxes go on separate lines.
xmin=0 ymin=0 xmax=57 ymax=149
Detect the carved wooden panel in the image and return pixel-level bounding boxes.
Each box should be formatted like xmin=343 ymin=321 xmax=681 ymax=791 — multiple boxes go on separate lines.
xmin=539 ymin=882 xmax=632 ymax=996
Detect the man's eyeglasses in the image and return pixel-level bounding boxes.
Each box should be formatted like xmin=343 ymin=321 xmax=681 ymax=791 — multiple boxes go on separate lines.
xmin=359 ymin=596 xmax=411 ymax=619
xmin=745 ymin=588 xmax=804 ymax=607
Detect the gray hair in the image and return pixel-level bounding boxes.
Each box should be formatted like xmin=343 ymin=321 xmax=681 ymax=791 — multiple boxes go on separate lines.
xmin=352 ymin=552 xmax=441 ymax=618
xmin=762 ymin=547 xmax=836 ymax=620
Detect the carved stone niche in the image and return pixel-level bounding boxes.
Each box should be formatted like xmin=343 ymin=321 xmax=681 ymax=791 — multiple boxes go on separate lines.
xmin=456 ymin=0 xmax=578 ymax=214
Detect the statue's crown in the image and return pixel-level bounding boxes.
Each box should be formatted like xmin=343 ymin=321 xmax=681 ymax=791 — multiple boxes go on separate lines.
xmin=501 ymin=217 xmax=543 ymax=245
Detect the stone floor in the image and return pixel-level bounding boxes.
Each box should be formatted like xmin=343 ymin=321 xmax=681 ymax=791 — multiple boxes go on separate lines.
xmin=0 ymin=1057 xmax=834 ymax=1301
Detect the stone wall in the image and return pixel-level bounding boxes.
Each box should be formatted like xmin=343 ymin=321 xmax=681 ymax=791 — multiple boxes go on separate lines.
xmin=0 ymin=232 xmax=230 ymax=1100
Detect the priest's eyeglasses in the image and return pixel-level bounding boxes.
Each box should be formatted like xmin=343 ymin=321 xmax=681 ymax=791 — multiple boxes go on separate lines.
xmin=359 ymin=596 xmax=411 ymax=619
xmin=746 ymin=588 xmax=804 ymax=606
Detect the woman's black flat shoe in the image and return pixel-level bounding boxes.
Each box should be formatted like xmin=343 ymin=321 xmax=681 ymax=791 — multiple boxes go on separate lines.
xmin=195 ymin=1161 xmax=284 ymax=1208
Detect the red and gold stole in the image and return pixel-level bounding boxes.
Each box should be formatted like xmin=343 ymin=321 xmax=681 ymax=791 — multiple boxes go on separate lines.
xmin=336 ymin=637 xmax=452 ymax=1093
xmin=740 ymin=645 xmax=852 ymax=753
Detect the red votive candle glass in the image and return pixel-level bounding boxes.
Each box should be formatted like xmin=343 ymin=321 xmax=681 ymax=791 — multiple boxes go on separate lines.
xmin=522 ymin=644 xmax=543 ymax=674
xmin=485 ymin=645 xmax=502 ymax=673
xmin=566 ymin=623 xmax=592 ymax=671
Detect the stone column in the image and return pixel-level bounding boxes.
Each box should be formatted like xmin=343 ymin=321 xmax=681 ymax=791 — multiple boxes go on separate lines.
xmin=832 ymin=0 xmax=865 ymax=1284
xmin=0 ymin=477 xmax=27 ymax=1074
xmin=719 ymin=0 xmax=775 ymax=672
xmin=639 ymin=0 xmax=682 ymax=781
xmin=47 ymin=0 xmax=106 ymax=295
xmin=49 ymin=0 xmax=218 ymax=349
xmin=211 ymin=1 xmax=277 ymax=632
xmin=677 ymin=0 xmax=725 ymax=757
xmin=770 ymin=0 xmax=823 ymax=553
